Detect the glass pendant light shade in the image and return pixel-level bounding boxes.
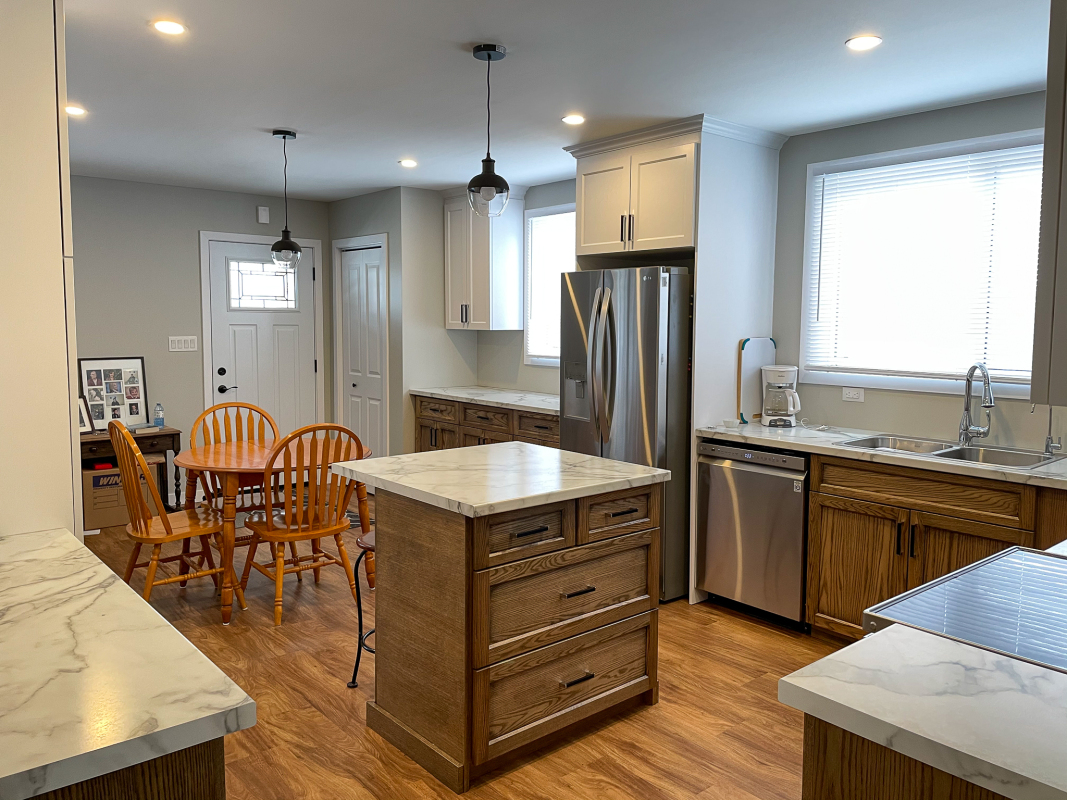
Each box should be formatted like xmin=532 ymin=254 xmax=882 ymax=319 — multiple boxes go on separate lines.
xmin=271 ymin=227 xmax=302 ymax=268
xmin=467 ymin=157 xmax=510 ymax=217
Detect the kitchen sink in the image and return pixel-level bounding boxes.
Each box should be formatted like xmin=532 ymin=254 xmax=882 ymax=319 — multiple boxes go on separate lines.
xmin=837 ymin=436 xmax=956 ymax=455
xmin=932 ymin=446 xmax=1065 ymax=469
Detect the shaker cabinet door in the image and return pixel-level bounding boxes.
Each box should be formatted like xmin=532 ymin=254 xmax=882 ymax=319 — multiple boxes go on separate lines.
xmin=906 ymin=511 xmax=1030 ymax=590
xmin=629 ymin=143 xmax=696 ymax=251
xmin=445 ymin=199 xmax=471 ymax=329
xmin=576 ymin=152 xmax=631 ymax=255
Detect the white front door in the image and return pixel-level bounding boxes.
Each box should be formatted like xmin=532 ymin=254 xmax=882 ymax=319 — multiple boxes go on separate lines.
xmin=208 ymin=239 xmax=317 ymax=436
xmin=340 ymin=246 xmax=387 ymax=456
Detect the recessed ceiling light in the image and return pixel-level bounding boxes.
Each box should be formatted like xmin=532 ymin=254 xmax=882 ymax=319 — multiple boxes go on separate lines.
xmin=399 ymin=159 xmax=418 ymax=168
xmin=153 ymin=20 xmax=186 ymax=35
xmin=845 ymin=35 xmax=882 ymax=51
xmin=562 ymin=114 xmax=585 ymax=125
xmin=65 ymin=105 xmax=86 ymax=116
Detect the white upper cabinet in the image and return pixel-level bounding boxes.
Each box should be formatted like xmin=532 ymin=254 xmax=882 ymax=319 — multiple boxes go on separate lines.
xmin=573 ymin=141 xmax=696 ymax=256
xmin=443 ymin=194 xmax=524 ymax=330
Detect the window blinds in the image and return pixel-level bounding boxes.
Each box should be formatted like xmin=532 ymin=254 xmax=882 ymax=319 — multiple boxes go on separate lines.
xmin=803 ymin=143 xmax=1043 ymax=384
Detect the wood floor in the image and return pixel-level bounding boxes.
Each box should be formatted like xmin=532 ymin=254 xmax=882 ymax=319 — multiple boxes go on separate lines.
xmin=85 ymin=507 xmax=837 ymax=800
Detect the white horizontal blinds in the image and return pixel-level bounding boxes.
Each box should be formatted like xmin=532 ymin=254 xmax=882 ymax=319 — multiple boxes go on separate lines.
xmin=804 ymin=144 xmax=1043 ymax=383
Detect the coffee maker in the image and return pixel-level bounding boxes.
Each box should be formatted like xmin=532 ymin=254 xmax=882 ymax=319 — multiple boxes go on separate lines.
xmin=761 ymin=365 xmax=801 ymax=427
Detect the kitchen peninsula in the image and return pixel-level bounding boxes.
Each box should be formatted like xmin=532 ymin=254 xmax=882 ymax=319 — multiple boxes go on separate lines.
xmin=0 ymin=527 xmax=255 ymax=800
xmin=332 ymin=441 xmax=669 ymax=792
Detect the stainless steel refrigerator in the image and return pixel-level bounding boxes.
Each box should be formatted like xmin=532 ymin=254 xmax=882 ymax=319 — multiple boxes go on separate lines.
xmin=560 ymin=266 xmax=691 ymax=601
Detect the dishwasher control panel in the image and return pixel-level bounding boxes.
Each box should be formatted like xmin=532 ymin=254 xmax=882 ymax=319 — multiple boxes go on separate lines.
xmin=698 ymin=441 xmax=807 ymax=472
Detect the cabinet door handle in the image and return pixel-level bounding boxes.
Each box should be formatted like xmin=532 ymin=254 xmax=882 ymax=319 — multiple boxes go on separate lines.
xmin=896 ymin=522 xmax=904 ymax=556
xmin=610 ymin=507 xmax=639 ymax=518
xmin=909 ymin=524 xmax=917 ymax=559
xmin=515 ymin=524 xmax=550 ymax=539
xmin=561 ymin=585 xmax=596 ymax=599
xmin=628 ymin=213 xmax=634 ymax=243
xmin=431 ymin=428 xmax=436 ymax=448
xmin=620 ymin=214 xmax=626 ymax=243
xmin=461 ymin=303 xmax=468 ymax=324
xmin=560 ymin=671 xmax=595 ymax=689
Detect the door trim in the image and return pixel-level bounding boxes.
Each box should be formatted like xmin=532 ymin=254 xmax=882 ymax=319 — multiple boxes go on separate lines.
xmin=198 ymin=231 xmax=325 ymax=420
xmin=332 ymin=233 xmax=390 ymax=456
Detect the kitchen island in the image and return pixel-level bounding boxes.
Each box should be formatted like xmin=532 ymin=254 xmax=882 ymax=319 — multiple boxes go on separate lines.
xmin=332 ymin=441 xmax=669 ymax=792
xmin=0 ymin=527 xmax=255 ymax=800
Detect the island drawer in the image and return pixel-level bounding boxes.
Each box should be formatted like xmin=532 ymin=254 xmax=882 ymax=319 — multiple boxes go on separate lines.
xmin=473 ymin=529 xmax=658 ymax=667
xmin=515 ymin=411 xmax=560 ymax=440
xmin=579 ymin=485 xmax=660 ymax=543
xmin=472 ymin=501 xmax=576 ymax=570
xmin=516 ymin=435 xmax=559 ymax=448
xmin=472 ymin=612 xmax=655 ymax=765
xmin=414 ymin=396 xmax=458 ymax=423
xmin=461 ymin=404 xmax=512 ymax=432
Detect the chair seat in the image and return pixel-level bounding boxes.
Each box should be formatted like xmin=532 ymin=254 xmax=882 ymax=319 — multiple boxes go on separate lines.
xmin=356 ymin=530 xmax=375 ymax=552
xmin=245 ymin=511 xmax=349 ymax=540
xmin=128 ymin=505 xmax=225 ymax=543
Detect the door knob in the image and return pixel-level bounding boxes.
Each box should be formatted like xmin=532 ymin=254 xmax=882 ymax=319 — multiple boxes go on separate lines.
xmin=218 ymin=385 xmax=238 ymax=393
xmin=352 ymin=383 xmax=358 ymax=388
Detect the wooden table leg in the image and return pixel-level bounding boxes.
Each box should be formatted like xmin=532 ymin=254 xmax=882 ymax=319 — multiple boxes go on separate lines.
xmin=173 ymin=452 xmax=182 ymax=510
xmin=220 ymin=472 xmax=238 ymax=625
xmin=184 ymin=470 xmax=200 ymax=511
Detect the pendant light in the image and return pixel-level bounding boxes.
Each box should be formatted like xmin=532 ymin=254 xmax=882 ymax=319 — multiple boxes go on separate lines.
xmin=271 ymin=129 xmax=302 ymax=269
xmin=467 ymin=44 xmax=509 ymax=218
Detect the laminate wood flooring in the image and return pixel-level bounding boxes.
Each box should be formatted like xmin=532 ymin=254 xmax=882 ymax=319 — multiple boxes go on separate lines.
xmin=85 ymin=505 xmax=837 ymax=800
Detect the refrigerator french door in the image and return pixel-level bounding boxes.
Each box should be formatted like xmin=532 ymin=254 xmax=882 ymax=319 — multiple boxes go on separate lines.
xmin=560 ymin=266 xmax=691 ymax=601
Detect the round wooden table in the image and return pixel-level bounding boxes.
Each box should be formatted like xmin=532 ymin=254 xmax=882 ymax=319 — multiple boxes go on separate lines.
xmin=174 ymin=439 xmax=371 ymax=625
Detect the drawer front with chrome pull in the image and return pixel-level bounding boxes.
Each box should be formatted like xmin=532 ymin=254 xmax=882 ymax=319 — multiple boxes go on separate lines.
xmin=460 ymin=403 xmax=512 ymax=432
xmin=475 ymin=501 xmax=576 ymax=570
xmin=473 ymin=529 xmax=656 ymax=667
xmin=515 ymin=411 xmax=560 ymax=441
xmin=579 ymin=486 xmax=658 ymax=543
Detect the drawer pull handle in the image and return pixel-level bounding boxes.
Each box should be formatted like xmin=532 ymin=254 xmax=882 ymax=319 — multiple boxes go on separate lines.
xmin=561 ymin=585 xmax=596 ymax=599
xmin=477 ymin=414 xmax=490 ymax=421
xmin=561 ymin=671 xmax=595 ymax=689
xmin=610 ymin=507 xmax=639 ymax=518
xmin=534 ymin=424 xmax=551 ymax=430
xmin=515 ymin=524 xmax=550 ymax=539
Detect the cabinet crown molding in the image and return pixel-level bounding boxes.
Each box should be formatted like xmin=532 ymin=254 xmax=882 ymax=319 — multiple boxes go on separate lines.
xmin=564 ymin=114 xmax=787 ymax=159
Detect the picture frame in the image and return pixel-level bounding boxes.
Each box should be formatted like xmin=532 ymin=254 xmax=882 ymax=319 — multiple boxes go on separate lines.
xmin=79 ymin=356 xmax=148 ymax=428
xmin=77 ymin=396 xmax=94 ymax=434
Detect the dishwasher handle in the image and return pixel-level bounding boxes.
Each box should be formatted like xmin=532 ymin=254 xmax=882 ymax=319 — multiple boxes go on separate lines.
xmin=700 ymin=456 xmax=808 ymax=482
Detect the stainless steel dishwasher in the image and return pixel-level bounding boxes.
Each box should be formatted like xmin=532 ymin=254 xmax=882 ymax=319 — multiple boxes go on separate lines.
xmin=696 ymin=441 xmax=808 ymax=622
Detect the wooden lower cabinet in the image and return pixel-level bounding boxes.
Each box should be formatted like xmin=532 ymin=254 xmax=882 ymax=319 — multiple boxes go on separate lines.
xmin=417 ymin=420 xmax=459 ymax=452
xmin=413 ymin=395 xmax=559 ymax=452
xmin=461 ymin=426 xmax=512 ymax=447
xmin=907 ymin=511 xmax=1030 ymax=590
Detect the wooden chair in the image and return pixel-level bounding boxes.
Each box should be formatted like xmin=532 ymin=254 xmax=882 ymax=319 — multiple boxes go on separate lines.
xmin=347 ymin=529 xmax=375 ymax=689
xmin=190 ymin=402 xmax=280 ymax=514
xmin=240 ymin=424 xmax=367 ymax=625
xmin=109 ymin=421 xmax=247 ymax=612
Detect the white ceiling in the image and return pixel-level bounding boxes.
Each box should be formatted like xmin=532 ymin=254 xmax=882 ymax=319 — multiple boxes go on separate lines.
xmin=64 ymin=0 xmax=1050 ymax=202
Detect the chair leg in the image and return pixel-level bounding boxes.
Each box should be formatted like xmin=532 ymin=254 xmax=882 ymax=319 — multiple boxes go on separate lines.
xmin=311 ymin=538 xmax=322 ymax=583
xmin=273 ymin=543 xmax=286 ymax=626
xmin=364 ymin=551 xmax=376 ymax=590
xmin=143 ymin=545 xmax=162 ymax=601
xmin=123 ymin=543 xmax=142 ymax=584
xmin=290 ymin=541 xmax=302 ymax=582
xmin=335 ymin=534 xmax=360 ymax=607
xmin=178 ymin=538 xmax=191 ymax=588
xmin=348 ymin=550 xmax=367 ymax=689
xmin=200 ymin=535 xmax=219 ymax=589
xmin=241 ymin=534 xmax=261 ymax=591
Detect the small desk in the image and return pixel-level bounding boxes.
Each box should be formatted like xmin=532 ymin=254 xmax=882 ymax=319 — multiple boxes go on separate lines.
xmin=80 ymin=427 xmax=183 ymax=510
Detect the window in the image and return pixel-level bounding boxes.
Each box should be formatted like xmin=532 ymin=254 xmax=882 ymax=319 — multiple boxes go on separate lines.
xmin=524 ymin=204 xmax=576 ymax=366
xmin=802 ymin=134 xmax=1043 ymax=395
xmin=228 ymin=259 xmax=297 ymax=310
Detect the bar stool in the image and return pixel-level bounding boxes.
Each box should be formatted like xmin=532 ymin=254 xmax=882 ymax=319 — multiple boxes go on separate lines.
xmin=347 ymin=530 xmax=376 ymax=689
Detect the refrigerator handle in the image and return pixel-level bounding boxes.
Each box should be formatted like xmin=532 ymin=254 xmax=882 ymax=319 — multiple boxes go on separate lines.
xmin=602 ymin=287 xmax=616 ymax=437
xmin=588 ymin=287 xmax=603 ymax=437
xmin=595 ymin=287 xmax=612 ymax=439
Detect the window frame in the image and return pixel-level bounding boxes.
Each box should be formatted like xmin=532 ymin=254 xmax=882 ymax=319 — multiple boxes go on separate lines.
xmin=799 ymin=129 xmax=1044 ymax=400
xmin=523 ymin=202 xmax=576 ymax=367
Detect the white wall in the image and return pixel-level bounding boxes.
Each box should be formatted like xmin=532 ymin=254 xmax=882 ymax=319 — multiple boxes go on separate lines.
xmin=772 ymin=91 xmax=1056 ymax=448
xmin=0 ymin=0 xmax=77 ymax=536
xmin=475 ymin=178 xmax=575 ymax=394
xmin=72 ymin=177 xmax=331 ymax=447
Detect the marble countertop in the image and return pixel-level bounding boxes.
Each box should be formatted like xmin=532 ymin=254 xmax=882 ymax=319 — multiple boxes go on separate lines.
xmin=779 ymin=623 xmax=1067 ymax=800
xmin=410 ymin=386 xmax=559 ymax=416
xmin=0 ymin=528 xmax=255 ymax=800
xmin=332 ymin=441 xmax=669 ymax=517
xmin=696 ymin=422 xmax=1067 ymax=492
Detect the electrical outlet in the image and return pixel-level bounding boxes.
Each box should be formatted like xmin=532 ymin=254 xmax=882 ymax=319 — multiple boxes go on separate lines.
xmin=842 ymin=387 xmax=864 ymax=402
xmin=169 ymin=336 xmax=198 ymax=352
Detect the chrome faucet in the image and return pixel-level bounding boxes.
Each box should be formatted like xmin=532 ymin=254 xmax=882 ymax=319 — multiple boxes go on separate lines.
xmin=959 ymin=363 xmax=995 ymax=446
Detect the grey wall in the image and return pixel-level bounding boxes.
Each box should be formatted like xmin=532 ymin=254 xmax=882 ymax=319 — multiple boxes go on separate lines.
xmin=772 ymin=91 xmax=1060 ymax=449
xmin=476 ymin=178 xmax=575 ymax=395
xmin=71 ymin=176 xmax=331 ymax=450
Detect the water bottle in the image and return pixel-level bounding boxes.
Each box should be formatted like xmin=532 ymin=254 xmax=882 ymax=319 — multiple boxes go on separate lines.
xmin=153 ymin=402 xmax=165 ymax=428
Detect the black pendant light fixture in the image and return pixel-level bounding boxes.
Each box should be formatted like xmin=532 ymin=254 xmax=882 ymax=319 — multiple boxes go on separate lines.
xmin=467 ymin=43 xmax=509 ymax=218
xmin=271 ymin=129 xmax=302 ymax=269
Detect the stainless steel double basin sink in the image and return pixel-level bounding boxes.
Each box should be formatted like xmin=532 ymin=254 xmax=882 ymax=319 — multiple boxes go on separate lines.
xmin=837 ymin=435 xmax=1064 ymax=469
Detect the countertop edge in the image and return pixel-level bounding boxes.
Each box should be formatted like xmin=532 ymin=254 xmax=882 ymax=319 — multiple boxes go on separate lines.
xmin=0 ymin=699 xmax=256 ymax=800
xmin=409 ymin=387 xmax=560 ymax=416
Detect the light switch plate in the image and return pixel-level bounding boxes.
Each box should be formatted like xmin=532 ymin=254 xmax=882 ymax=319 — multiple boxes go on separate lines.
xmin=842 ymin=387 xmax=864 ymax=402
xmin=169 ymin=336 xmax=198 ymax=352
xmin=257 ymin=206 xmax=269 ymax=224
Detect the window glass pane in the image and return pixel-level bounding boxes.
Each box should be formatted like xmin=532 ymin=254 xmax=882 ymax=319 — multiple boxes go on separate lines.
xmin=526 ymin=211 xmax=576 ymax=361
xmin=804 ymin=144 xmax=1041 ymax=383
xmin=228 ymin=260 xmax=297 ymax=310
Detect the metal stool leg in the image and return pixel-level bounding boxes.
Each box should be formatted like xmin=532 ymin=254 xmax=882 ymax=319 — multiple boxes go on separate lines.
xmin=348 ymin=550 xmax=367 ymax=689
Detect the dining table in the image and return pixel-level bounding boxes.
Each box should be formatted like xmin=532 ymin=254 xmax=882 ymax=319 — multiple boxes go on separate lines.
xmin=174 ymin=437 xmax=370 ymax=625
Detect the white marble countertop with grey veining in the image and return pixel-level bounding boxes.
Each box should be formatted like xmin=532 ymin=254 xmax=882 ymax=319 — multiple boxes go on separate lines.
xmin=332 ymin=440 xmax=669 ymax=517
xmin=409 ymin=385 xmax=560 ymax=415
xmin=696 ymin=422 xmax=1067 ymax=492
xmin=0 ymin=528 xmax=255 ymax=800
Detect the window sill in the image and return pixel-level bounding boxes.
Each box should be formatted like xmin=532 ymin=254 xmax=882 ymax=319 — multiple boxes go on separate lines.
xmin=524 ymin=356 xmax=560 ymax=368
xmin=799 ymin=368 xmax=1031 ymax=400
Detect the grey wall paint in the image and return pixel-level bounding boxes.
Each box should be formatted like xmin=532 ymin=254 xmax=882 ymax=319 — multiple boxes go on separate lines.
xmin=771 ymin=91 xmax=1061 ymax=449
xmin=476 ymin=178 xmax=575 ymax=395
xmin=71 ymin=176 xmax=331 ymax=451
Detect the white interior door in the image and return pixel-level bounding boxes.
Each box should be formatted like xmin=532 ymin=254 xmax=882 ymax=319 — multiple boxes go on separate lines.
xmin=341 ymin=246 xmax=387 ymax=456
xmin=208 ymin=240 xmax=317 ymax=436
